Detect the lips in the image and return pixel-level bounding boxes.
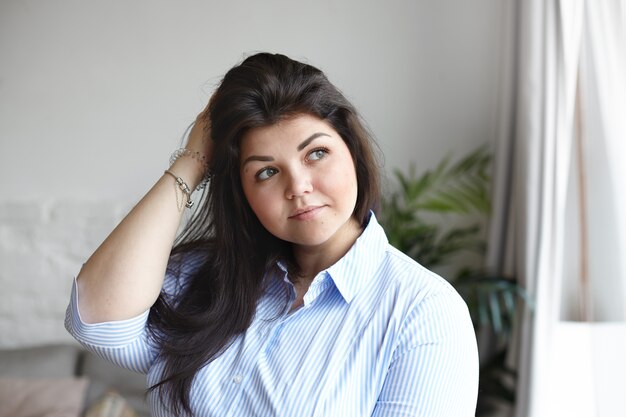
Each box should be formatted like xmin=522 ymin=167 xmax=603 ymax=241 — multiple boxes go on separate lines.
xmin=288 ymin=205 xmax=324 ymax=220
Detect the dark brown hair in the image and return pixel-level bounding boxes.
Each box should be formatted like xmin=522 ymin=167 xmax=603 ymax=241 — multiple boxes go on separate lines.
xmin=147 ymin=52 xmax=381 ymax=415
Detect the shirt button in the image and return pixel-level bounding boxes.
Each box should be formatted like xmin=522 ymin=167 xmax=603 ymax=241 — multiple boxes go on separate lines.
xmin=232 ymin=375 xmax=243 ymax=384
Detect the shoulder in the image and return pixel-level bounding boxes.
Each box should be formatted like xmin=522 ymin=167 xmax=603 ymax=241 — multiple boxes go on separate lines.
xmin=352 ymin=212 xmax=461 ymax=309
xmin=353 ymin=213 xmax=470 ymax=329
xmin=374 ymin=243 xmax=475 ymax=344
xmin=378 ymin=243 xmax=463 ymax=307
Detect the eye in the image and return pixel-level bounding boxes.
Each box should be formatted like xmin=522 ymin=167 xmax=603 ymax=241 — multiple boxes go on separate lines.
xmin=256 ymin=167 xmax=278 ymax=181
xmin=308 ymin=147 xmax=329 ymax=161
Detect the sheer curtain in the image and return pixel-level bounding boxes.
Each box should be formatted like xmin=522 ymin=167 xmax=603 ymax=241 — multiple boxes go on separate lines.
xmin=579 ymin=0 xmax=626 ymax=320
xmin=488 ymin=0 xmax=626 ymax=416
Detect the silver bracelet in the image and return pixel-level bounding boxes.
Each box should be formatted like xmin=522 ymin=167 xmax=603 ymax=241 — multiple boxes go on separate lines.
xmin=164 ymin=170 xmax=194 ymax=209
xmin=169 ymin=148 xmax=211 ymax=190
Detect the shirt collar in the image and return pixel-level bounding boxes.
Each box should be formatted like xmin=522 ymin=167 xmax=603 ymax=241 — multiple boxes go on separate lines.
xmin=325 ymin=212 xmax=388 ymax=303
xmin=273 ymin=211 xmax=388 ymax=304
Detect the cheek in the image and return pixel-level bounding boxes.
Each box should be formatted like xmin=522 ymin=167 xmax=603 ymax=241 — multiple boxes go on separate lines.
xmin=318 ymin=164 xmax=358 ymax=207
xmin=242 ymin=185 xmax=261 ymax=211
xmin=323 ymin=160 xmax=358 ymax=201
xmin=241 ymin=182 xmax=280 ymax=225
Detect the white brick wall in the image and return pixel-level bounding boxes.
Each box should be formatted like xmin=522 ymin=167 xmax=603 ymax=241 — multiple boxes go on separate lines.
xmin=0 ymin=201 xmax=132 ymax=348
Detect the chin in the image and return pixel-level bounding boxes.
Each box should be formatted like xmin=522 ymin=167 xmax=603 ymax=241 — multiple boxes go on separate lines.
xmin=289 ymin=235 xmax=331 ymax=247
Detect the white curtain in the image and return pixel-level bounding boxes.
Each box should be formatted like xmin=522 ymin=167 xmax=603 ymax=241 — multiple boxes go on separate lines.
xmin=488 ymin=0 xmax=626 ymax=416
xmin=579 ymin=0 xmax=626 ymax=319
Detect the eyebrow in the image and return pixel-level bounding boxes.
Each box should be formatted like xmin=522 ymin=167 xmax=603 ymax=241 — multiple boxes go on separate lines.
xmin=297 ymin=132 xmax=330 ymax=151
xmin=242 ymin=132 xmax=331 ymax=166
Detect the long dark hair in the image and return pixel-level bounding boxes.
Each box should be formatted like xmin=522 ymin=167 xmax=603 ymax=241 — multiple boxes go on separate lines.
xmin=147 ymin=52 xmax=381 ymax=415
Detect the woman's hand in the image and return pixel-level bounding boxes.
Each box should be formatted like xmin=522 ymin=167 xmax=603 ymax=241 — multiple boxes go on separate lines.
xmin=170 ymin=105 xmax=214 ymax=190
xmin=186 ymin=104 xmax=214 ymax=164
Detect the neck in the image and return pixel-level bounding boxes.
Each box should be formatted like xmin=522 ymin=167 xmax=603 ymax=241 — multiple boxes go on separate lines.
xmin=292 ymin=217 xmax=363 ymax=281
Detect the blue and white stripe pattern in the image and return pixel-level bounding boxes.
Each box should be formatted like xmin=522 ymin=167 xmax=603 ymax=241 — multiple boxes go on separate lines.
xmin=66 ymin=213 xmax=479 ymax=416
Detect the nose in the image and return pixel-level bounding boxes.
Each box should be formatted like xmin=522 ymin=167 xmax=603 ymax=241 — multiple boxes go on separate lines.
xmin=284 ymin=169 xmax=313 ymax=199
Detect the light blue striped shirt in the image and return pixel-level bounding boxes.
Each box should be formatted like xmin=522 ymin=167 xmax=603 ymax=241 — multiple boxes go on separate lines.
xmin=66 ymin=214 xmax=479 ymax=416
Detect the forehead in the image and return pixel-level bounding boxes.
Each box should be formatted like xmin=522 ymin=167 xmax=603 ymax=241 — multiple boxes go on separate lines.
xmin=240 ymin=114 xmax=337 ymax=153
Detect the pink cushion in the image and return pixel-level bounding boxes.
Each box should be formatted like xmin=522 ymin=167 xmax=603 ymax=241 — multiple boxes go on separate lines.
xmin=0 ymin=377 xmax=88 ymax=417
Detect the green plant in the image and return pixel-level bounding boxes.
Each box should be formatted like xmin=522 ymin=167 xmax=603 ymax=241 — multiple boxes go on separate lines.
xmin=380 ymin=145 xmax=528 ymax=415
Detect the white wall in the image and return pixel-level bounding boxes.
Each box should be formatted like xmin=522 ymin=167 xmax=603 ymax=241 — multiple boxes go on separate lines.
xmin=0 ymin=0 xmax=507 ymax=347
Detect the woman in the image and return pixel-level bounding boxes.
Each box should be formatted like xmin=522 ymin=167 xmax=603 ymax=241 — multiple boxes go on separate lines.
xmin=66 ymin=52 xmax=479 ymax=416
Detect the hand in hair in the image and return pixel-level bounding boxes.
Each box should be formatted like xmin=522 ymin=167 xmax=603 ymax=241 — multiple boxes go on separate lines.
xmin=186 ymin=108 xmax=214 ymax=167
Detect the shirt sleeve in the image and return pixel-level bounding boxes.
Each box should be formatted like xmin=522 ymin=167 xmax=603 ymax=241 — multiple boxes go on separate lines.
xmin=64 ymin=277 xmax=157 ymax=374
xmin=371 ymin=286 xmax=479 ymax=417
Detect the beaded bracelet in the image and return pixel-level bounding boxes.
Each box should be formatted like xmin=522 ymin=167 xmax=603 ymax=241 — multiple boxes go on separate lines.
xmin=169 ymin=148 xmax=212 ymax=190
xmin=164 ymin=170 xmax=194 ymax=210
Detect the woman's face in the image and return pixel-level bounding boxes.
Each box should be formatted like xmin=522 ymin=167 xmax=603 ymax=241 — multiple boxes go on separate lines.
xmin=240 ymin=114 xmax=360 ymax=251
